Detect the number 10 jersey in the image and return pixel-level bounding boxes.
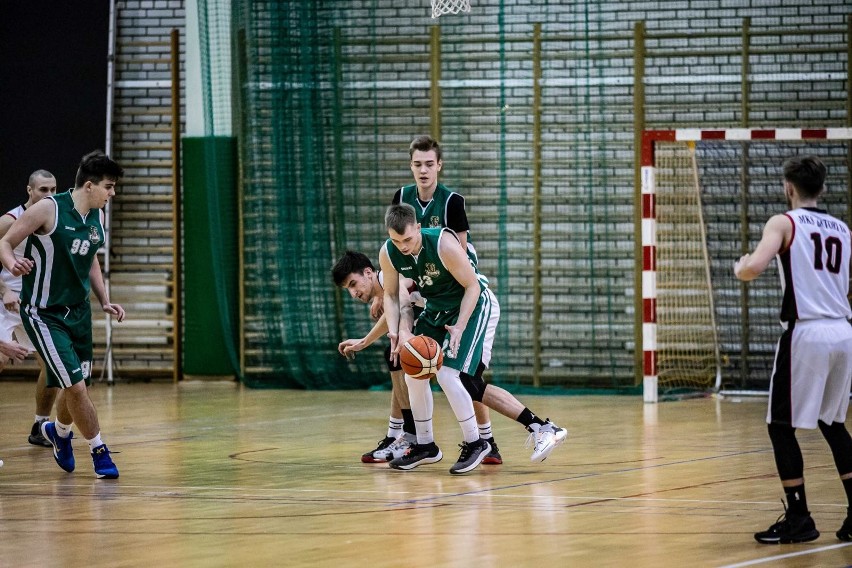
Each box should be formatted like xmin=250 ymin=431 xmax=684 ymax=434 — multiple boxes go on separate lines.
xmin=778 ymin=207 xmax=852 ymax=325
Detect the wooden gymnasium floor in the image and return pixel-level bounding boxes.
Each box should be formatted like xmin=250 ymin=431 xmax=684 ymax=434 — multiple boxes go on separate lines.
xmin=1 ymin=380 xmax=852 ymax=567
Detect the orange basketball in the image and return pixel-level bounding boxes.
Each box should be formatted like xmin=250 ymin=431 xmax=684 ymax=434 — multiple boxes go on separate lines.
xmin=399 ymin=335 xmax=444 ymax=379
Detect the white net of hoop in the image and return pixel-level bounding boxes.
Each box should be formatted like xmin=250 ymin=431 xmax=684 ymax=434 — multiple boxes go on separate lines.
xmin=432 ymin=0 xmax=471 ymax=18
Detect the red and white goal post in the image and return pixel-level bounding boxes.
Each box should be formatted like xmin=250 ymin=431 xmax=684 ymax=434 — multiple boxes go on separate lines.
xmin=640 ymin=127 xmax=852 ymax=403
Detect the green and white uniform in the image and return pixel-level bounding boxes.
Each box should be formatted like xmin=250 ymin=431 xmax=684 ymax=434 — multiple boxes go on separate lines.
xmin=396 ymin=183 xmax=479 ymax=267
xmin=21 ymin=190 xmax=103 ymax=388
xmin=385 ymin=227 xmax=496 ymax=375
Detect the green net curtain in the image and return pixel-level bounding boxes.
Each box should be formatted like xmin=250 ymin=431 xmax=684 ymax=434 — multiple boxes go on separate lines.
xmin=221 ymin=1 xmax=850 ymax=390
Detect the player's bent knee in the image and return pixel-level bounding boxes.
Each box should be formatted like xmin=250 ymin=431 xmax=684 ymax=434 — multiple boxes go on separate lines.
xmin=459 ymin=372 xmax=487 ymax=402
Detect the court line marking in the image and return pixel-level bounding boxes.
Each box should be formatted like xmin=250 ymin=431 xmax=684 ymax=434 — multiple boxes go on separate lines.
xmin=0 ymin=480 xmax=844 ymax=510
xmin=388 ymin=448 xmax=771 ymax=506
xmin=717 ymin=541 xmax=852 ymax=568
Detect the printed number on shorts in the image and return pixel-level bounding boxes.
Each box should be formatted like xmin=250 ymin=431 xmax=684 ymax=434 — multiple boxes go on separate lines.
xmin=70 ymin=239 xmax=91 ymax=256
xmin=810 ymin=233 xmax=842 ymax=274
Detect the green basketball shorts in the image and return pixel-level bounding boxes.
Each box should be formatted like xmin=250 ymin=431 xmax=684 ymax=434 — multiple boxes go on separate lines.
xmin=22 ymin=301 xmax=93 ymax=388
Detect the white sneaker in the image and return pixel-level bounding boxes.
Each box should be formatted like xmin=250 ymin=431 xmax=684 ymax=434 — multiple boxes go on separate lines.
xmin=526 ymin=420 xmax=568 ymax=463
xmin=376 ymin=434 xmax=414 ymax=461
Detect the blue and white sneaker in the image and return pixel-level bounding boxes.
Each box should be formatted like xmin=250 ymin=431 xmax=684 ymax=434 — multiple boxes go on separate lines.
xmin=91 ymin=444 xmax=119 ymax=479
xmin=42 ymin=421 xmax=75 ymax=472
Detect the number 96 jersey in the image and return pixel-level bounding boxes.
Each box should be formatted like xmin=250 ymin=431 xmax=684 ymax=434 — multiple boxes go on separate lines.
xmin=21 ymin=190 xmax=104 ymax=309
xmin=778 ymin=207 xmax=852 ymax=325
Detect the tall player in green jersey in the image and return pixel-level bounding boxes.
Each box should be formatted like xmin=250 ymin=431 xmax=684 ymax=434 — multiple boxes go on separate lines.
xmin=380 ymin=203 xmax=567 ymax=474
xmin=0 ymin=151 xmax=125 ymax=479
xmin=390 ymin=135 xmax=503 ymax=465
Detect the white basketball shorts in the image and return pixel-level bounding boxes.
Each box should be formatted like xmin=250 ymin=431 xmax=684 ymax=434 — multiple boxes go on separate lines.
xmin=768 ymin=318 xmax=852 ymax=429
xmin=0 ymin=303 xmax=35 ymax=352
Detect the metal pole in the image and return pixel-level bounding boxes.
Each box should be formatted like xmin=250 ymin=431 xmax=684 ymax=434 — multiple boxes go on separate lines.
xmin=633 ymin=21 xmax=646 ymax=387
xmin=171 ymin=28 xmax=183 ymax=383
xmin=235 ymin=26 xmax=248 ymax=379
xmin=738 ymin=18 xmax=751 ymax=387
xmin=103 ymin=0 xmax=117 ymax=385
xmin=531 ymin=23 xmax=542 ymax=388
xmin=430 ymin=26 xmax=441 ymax=140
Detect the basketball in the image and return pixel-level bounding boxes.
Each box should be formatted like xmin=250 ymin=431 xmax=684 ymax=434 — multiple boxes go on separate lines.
xmin=399 ymin=335 xmax=443 ymax=379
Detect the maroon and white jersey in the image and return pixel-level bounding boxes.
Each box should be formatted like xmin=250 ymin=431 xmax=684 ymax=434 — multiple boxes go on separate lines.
xmin=777 ymin=207 xmax=852 ymax=325
xmin=0 ymin=205 xmax=26 ymax=293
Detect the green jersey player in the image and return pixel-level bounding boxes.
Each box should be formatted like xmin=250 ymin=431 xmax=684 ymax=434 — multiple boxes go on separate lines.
xmin=0 ymin=151 xmax=125 ymax=479
xmin=380 ymin=203 xmax=567 ymax=474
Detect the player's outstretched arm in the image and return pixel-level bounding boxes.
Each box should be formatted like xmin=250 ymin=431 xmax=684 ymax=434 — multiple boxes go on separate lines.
xmin=735 ymin=214 xmax=791 ymax=281
xmin=338 ymin=313 xmax=391 ymax=359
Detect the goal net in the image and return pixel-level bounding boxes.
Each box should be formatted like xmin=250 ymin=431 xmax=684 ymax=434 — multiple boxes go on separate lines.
xmin=640 ymin=128 xmax=852 ymax=402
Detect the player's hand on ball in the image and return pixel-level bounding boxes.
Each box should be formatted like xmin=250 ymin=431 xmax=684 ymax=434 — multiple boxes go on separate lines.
xmin=396 ymin=329 xmax=414 ymax=350
xmin=399 ymin=335 xmax=443 ymax=379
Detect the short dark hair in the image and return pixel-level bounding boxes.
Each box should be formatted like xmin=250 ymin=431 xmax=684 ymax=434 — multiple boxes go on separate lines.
xmin=28 ymin=169 xmax=55 ymax=187
xmin=782 ymin=155 xmax=826 ymax=199
xmin=75 ymin=150 xmax=124 ymax=188
xmin=385 ymin=203 xmax=417 ymax=234
xmin=409 ymin=135 xmax=442 ymax=162
xmin=331 ymin=250 xmax=374 ymax=286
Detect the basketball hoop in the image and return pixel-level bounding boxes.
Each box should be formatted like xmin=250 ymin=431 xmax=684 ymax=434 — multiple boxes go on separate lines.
xmin=431 ymin=0 xmax=471 ymax=18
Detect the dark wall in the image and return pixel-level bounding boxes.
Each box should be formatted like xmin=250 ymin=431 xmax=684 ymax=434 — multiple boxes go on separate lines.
xmin=0 ymin=1 xmax=109 ymax=211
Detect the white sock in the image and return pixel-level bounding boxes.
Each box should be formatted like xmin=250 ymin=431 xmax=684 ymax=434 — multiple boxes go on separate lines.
xmin=478 ymin=422 xmax=493 ymax=440
xmin=35 ymin=414 xmax=50 ymax=423
xmin=86 ymin=432 xmax=104 ymax=452
xmin=387 ymin=417 xmax=404 ymax=439
xmin=405 ymin=374 xmax=434 ymax=445
xmin=437 ymin=367 xmax=480 ymax=443
xmin=55 ymin=420 xmax=72 ymax=438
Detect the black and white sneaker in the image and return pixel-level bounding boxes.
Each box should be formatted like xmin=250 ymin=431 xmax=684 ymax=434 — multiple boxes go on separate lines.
xmin=388 ymin=442 xmax=442 ymax=470
xmin=526 ymin=419 xmax=568 ymax=463
xmin=28 ymin=419 xmax=52 ymax=448
xmin=754 ymin=504 xmax=819 ymax=544
xmin=449 ymin=439 xmax=491 ymax=475
xmin=362 ymin=436 xmax=395 ymax=463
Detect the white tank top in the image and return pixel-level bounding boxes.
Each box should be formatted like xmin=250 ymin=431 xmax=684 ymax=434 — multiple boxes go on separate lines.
xmin=0 ymin=205 xmax=26 ymax=293
xmin=777 ymin=207 xmax=852 ymax=324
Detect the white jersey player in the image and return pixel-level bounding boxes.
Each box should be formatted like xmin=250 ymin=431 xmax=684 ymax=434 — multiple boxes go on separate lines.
xmin=735 ymin=155 xmax=852 ymax=545
xmin=0 ymin=170 xmax=57 ymax=448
